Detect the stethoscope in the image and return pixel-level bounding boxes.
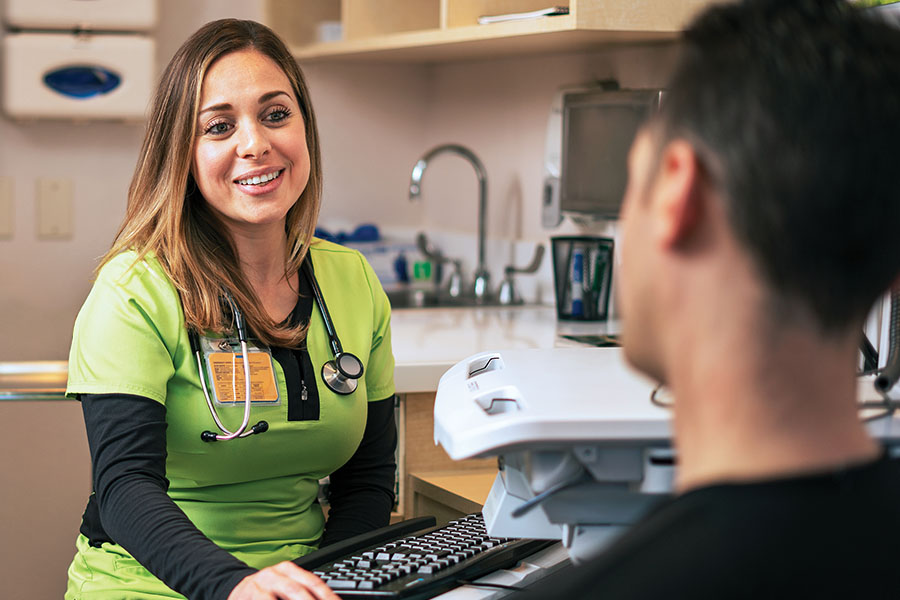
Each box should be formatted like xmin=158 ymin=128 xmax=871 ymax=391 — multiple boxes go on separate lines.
xmin=192 ymin=260 xmax=364 ymax=442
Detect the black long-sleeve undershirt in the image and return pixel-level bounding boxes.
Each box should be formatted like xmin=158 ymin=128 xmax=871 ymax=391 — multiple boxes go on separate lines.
xmin=321 ymin=395 xmax=398 ymax=546
xmin=80 ymin=393 xmax=397 ymax=600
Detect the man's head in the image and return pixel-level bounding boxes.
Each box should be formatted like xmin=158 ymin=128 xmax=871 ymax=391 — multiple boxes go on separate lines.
xmin=619 ymin=0 xmax=900 ymax=379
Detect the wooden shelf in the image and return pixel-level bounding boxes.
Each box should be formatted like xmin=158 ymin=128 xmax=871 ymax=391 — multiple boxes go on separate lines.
xmin=289 ymin=17 xmax=673 ymax=63
xmin=264 ymin=0 xmax=713 ymax=63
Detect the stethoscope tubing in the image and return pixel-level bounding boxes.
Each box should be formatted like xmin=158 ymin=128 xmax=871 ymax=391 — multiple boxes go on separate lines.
xmin=195 ymin=260 xmax=363 ymax=442
xmin=303 ymin=260 xmax=342 ymax=357
xmin=195 ymin=339 xmax=254 ymax=440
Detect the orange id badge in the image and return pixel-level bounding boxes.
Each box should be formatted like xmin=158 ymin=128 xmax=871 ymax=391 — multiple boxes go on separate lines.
xmin=200 ymin=337 xmax=281 ymax=406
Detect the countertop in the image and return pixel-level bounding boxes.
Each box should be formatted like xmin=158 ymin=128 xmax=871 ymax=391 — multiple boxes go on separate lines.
xmin=0 ymin=305 xmax=614 ymax=399
xmin=391 ymin=304 xmax=614 ymax=393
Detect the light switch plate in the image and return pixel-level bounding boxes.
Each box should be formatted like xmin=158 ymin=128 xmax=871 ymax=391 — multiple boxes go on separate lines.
xmin=0 ymin=177 xmax=12 ymax=239
xmin=36 ymin=178 xmax=73 ymax=240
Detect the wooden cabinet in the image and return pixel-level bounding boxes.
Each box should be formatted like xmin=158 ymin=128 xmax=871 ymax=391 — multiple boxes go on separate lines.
xmin=263 ymin=0 xmax=716 ymax=62
xmin=409 ymin=470 xmax=497 ymax=525
xmin=397 ymin=392 xmax=495 ymax=518
xmin=0 ymin=400 xmax=91 ymax=600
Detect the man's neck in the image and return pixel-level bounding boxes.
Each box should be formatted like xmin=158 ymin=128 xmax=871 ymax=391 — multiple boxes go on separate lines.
xmin=666 ymin=313 xmax=879 ymax=493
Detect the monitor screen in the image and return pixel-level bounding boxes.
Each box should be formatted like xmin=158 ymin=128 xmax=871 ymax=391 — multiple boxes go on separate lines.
xmin=561 ymin=89 xmax=660 ymax=219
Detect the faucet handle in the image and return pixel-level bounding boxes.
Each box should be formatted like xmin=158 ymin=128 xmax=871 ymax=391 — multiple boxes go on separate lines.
xmin=446 ymin=260 xmax=464 ymax=298
xmin=498 ymin=244 xmax=545 ymax=305
xmin=415 ymin=232 xmax=443 ymax=262
xmin=416 ymin=232 xmax=466 ymax=297
xmin=506 ymin=244 xmax=545 ymax=275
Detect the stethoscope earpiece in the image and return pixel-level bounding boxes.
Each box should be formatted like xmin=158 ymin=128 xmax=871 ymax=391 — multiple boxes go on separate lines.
xmin=200 ymin=420 xmax=268 ymax=442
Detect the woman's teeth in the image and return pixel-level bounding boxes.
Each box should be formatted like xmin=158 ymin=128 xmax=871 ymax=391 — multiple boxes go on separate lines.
xmin=237 ymin=170 xmax=283 ymax=186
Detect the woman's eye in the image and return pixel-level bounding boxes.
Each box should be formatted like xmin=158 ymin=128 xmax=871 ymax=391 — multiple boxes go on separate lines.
xmin=204 ymin=121 xmax=231 ymax=136
xmin=265 ymin=107 xmax=291 ymax=123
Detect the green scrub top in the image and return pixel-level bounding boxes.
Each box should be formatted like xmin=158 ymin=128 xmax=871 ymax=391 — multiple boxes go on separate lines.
xmin=64 ymin=239 xmax=395 ymax=599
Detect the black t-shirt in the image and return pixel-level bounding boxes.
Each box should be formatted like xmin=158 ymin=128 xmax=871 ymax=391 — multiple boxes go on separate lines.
xmin=520 ymin=455 xmax=900 ymax=599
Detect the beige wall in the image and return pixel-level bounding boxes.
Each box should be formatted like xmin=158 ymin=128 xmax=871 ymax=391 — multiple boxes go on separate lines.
xmin=0 ymin=0 xmax=255 ymax=361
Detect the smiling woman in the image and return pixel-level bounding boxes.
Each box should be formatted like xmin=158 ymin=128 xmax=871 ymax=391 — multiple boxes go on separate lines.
xmin=192 ymin=49 xmax=311 ymax=239
xmin=106 ymin=19 xmax=324 ymax=350
xmin=63 ymin=18 xmax=397 ymax=600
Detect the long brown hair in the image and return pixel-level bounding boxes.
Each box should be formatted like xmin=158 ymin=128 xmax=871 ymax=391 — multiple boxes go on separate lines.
xmin=103 ymin=19 xmax=321 ymax=347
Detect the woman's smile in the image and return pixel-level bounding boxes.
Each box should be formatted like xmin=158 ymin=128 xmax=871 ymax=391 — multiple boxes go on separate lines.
xmin=234 ymin=167 xmax=285 ymax=195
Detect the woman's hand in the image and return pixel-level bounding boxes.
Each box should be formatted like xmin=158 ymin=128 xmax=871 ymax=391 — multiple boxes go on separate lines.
xmin=228 ymin=561 xmax=340 ymax=600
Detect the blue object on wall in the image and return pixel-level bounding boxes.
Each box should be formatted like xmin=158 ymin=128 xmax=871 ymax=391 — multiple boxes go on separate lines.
xmin=43 ymin=65 xmax=121 ymax=99
xmin=393 ymin=252 xmax=410 ymax=283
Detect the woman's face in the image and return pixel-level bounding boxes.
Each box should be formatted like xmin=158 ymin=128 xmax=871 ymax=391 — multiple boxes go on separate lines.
xmin=192 ymin=48 xmax=310 ymax=235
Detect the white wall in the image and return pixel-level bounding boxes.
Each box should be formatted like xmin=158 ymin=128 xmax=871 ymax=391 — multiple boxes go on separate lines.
xmin=0 ymin=0 xmax=264 ymax=361
xmin=0 ymin=0 xmax=677 ymax=360
xmin=307 ymin=44 xmax=677 ymax=305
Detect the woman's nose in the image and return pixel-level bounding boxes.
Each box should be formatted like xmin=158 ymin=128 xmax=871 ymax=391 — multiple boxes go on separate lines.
xmin=236 ymin=121 xmax=270 ymax=159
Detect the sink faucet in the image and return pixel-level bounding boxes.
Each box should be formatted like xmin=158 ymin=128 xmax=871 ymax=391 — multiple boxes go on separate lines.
xmin=409 ymin=144 xmax=490 ymax=300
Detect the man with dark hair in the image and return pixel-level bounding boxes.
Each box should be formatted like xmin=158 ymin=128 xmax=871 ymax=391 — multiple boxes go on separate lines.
xmin=522 ymin=0 xmax=900 ymax=597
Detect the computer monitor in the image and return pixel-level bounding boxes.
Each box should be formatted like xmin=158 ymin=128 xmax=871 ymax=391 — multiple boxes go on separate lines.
xmin=560 ymin=88 xmax=662 ymax=220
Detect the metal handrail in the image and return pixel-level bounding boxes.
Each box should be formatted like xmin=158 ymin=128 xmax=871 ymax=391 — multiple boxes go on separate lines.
xmin=0 ymin=361 xmax=68 ymax=401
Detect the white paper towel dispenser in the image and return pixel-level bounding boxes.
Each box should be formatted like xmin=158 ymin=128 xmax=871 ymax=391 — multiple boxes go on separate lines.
xmin=2 ymin=0 xmax=157 ymax=31
xmin=2 ymin=33 xmax=155 ymax=120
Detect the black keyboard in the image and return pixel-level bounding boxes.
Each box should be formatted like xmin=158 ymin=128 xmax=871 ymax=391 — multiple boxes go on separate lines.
xmin=294 ymin=513 xmax=553 ymax=598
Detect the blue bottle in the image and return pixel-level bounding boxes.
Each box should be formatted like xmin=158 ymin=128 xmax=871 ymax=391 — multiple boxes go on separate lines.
xmin=571 ymin=248 xmax=584 ymax=317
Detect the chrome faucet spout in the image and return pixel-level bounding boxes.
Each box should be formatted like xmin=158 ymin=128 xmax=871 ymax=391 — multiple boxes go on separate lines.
xmin=408 ymin=144 xmax=490 ymax=299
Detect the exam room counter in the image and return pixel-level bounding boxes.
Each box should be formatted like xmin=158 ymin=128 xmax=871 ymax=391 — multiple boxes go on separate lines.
xmin=0 ymin=305 xmax=605 ymax=598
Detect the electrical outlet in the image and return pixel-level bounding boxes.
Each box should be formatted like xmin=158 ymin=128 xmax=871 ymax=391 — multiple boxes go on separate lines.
xmin=36 ymin=178 xmax=73 ymax=240
xmin=0 ymin=177 xmax=12 ymax=239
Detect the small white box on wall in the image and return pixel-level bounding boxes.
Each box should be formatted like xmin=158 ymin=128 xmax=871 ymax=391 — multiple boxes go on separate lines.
xmin=2 ymin=33 xmax=156 ymax=120
xmin=2 ymin=0 xmax=157 ymax=31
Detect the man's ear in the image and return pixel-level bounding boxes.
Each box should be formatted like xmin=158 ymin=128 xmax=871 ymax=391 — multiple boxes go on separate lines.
xmin=652 ymin=140 xmax=704 ymax=248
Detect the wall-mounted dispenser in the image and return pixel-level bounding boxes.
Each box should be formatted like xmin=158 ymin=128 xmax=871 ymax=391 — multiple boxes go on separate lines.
xmin=1 ymin=0 xmax=157 ymax=121
xmin=3 ymin=0 xmax=157 ymax=31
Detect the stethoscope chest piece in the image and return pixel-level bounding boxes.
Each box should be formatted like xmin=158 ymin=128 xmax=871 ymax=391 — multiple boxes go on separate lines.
xmin=322 ymin=351 xmax=364 ymax=395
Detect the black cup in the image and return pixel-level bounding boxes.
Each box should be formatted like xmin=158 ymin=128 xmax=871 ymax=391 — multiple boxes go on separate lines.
xmin=551 ymin=236 xmax=614 ymax=321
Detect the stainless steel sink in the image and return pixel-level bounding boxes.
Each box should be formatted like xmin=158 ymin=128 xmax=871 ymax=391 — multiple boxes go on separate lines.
xmin=385 ymin=288 xmax=507 ymax=309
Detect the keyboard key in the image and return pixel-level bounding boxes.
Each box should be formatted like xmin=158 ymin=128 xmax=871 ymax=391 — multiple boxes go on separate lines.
xmin=328 ymin=579 xmax=358 ymax=590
